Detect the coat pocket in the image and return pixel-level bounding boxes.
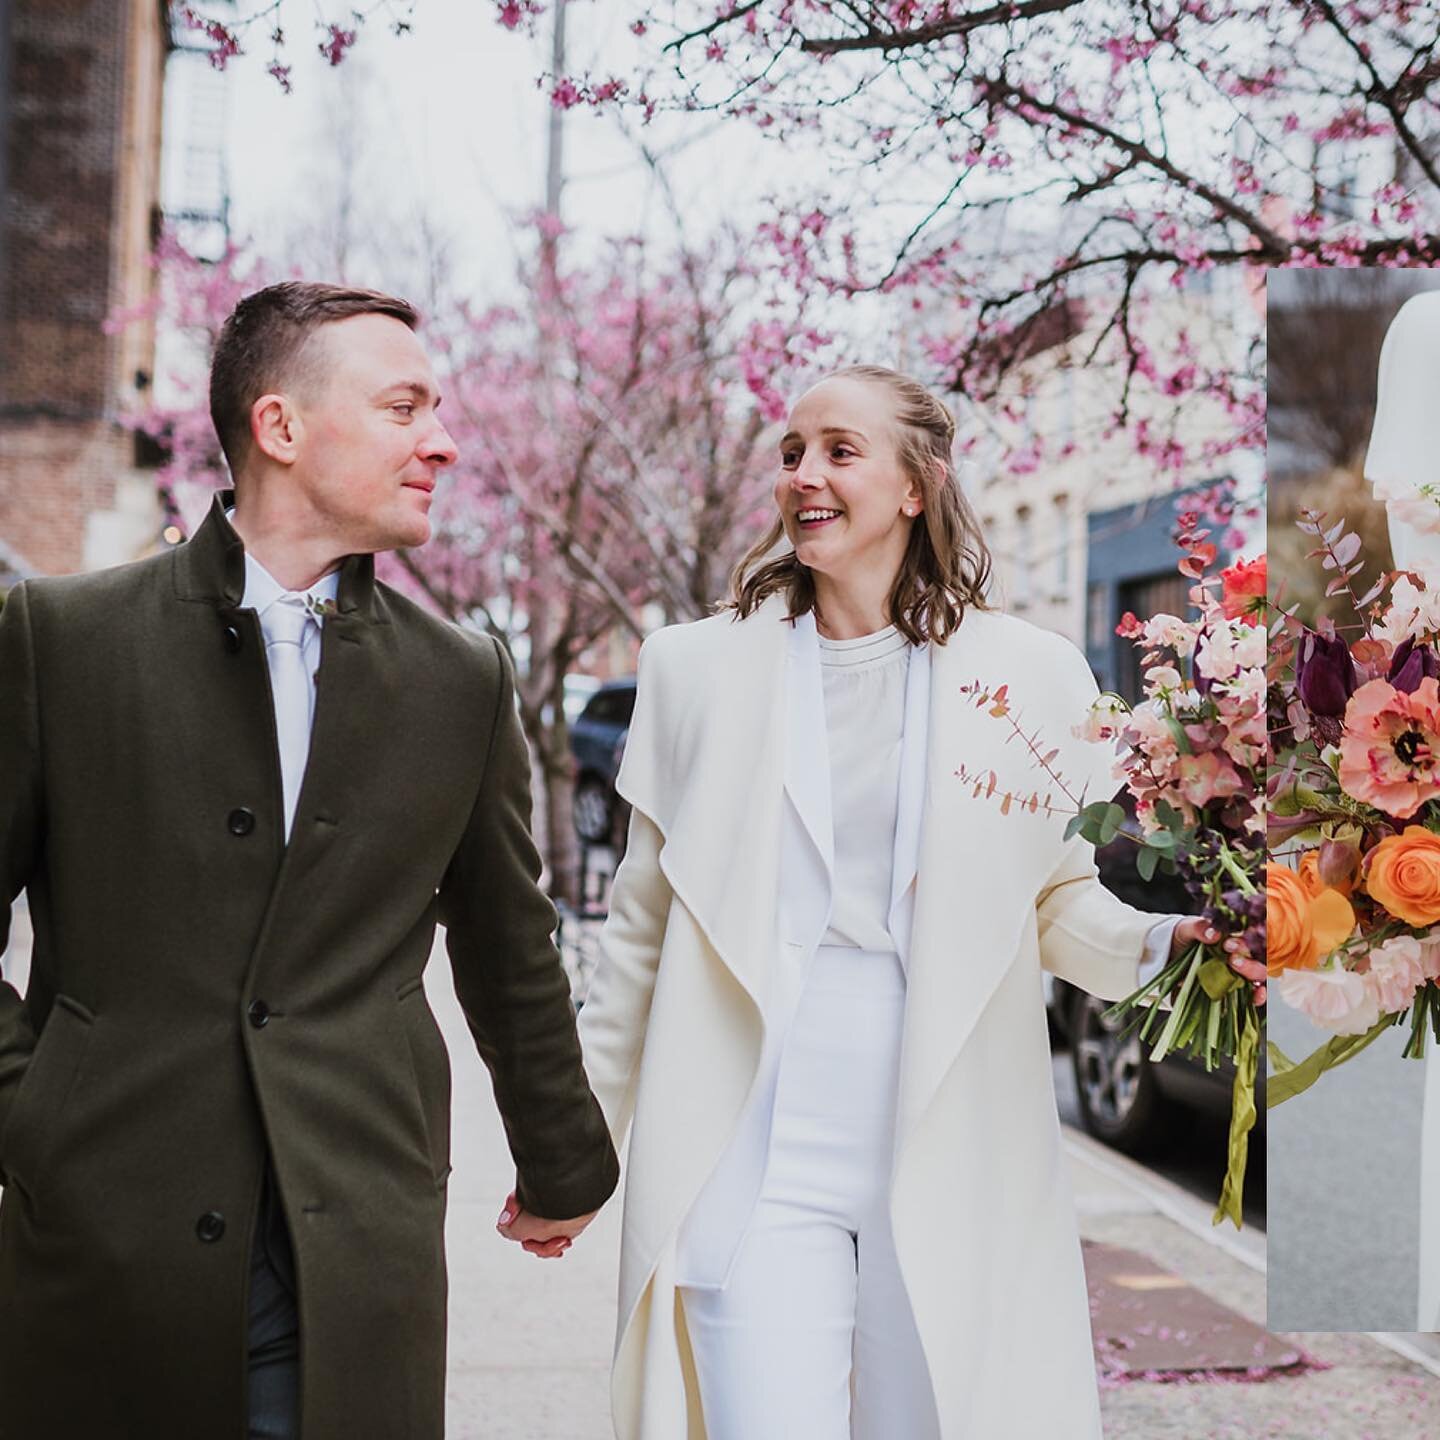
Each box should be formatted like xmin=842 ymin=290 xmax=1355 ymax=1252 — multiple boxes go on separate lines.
xmin=395 ymin=977 xmax=452 ymax=1190
xmin=0 ymin=993 xmax=96 ymax=1201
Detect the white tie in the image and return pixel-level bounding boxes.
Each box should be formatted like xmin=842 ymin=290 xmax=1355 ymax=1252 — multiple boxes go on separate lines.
xmin=264 ymin=596 xmax=316 ymax=842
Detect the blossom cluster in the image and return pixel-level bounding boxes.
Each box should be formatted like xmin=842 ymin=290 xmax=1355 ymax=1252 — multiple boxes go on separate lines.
xmin=1105 ymin=555 xmax=1267 ymax=843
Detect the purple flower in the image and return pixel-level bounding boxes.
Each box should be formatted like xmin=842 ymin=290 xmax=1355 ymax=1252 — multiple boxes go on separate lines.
xmin=1387 ymin=635 xmax=1440 ymax=694
xmin=1295 ymin=631 xmax=1356 ymax=717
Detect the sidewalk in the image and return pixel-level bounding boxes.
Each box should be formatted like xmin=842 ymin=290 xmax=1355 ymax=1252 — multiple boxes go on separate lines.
xmin=1067 ymin=1128 xmax=1440 ymax=1438
xmin=431 ymin=938 xmax=1440 ymax=1439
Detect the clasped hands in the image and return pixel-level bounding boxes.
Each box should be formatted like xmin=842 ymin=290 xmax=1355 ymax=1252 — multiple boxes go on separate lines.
xmin=495 ymin=1189 xmax=597 ymax=1260
xmin=1172 ymin=917 xmax=1267 ymax=1005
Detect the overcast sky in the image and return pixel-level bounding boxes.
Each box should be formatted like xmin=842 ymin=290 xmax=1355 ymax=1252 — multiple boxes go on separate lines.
xmin=162 ymin=2 xmax=792 ymax=305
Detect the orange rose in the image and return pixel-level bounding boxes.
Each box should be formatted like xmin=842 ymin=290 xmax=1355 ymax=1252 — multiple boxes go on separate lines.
xmin=1365 ymin=826 xmax=1440 ymax=927
xmin=1266 ymin=862 xmax=1356 ymax=976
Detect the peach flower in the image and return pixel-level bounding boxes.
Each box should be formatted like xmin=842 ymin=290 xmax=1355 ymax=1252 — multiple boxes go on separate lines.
xmin=1266 ymin=862 xmax=1356 ymax=976
xmin=1296 ymin=852 xmax=1325 ymax=898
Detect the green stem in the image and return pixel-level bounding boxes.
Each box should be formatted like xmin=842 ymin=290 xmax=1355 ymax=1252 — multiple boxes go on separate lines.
xmin=1217 ymin=842 xmax=1258 ymax=896
xmin=1151 ymin=944 xmax=1204 ymax=1062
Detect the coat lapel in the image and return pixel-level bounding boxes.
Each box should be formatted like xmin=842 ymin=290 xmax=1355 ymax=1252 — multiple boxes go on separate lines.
xmin=896 ymin=610 xmax=1117 ymax=1146
xmin=887 ymin=639 xmax=930 ymax=969
xmin=778 ymin=612 xmax=833 ymax=964
xmin=174 ymin=491 xmax=393 ymax=937
xmin=617 ymin=598 xmax=790 ymax=1018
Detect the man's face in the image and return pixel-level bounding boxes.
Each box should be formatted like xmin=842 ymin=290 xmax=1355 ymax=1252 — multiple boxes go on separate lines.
xmin=289 ymin=313 xmax=458 ymax=553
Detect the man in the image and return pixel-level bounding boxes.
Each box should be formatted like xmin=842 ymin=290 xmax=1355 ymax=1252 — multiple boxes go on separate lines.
xmin=0 ymin=283 xmax=617 ymax=1438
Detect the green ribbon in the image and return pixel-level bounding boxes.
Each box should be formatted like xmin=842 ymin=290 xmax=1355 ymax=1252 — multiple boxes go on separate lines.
xmin=1198 ymin=958 xmax=1244 ymax=1001
xmin=1265 ymin=1016 xmax=1395 ymax=1107
xmin=1212 ymin=1006 xmax=1258 ymax=1230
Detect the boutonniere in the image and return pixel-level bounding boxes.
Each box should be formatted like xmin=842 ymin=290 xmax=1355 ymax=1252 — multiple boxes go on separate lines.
xmin=304 ymin=594 xmax=339 ymax=622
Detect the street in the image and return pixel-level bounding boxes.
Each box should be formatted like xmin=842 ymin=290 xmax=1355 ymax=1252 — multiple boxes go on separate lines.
xmin=1266 ymin=999 xmax=1427 ymax=1334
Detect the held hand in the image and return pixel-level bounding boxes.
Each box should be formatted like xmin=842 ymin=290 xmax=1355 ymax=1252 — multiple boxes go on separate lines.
xmin=496 ymin=1190 xmax=597 ymax=1259
xmin=1172 ymin=918 xmax=1266 ymax=1004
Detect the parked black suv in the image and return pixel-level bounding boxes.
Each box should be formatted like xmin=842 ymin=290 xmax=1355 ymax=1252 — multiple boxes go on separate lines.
xmin=569 ymin=678 xmax=636 ymax=846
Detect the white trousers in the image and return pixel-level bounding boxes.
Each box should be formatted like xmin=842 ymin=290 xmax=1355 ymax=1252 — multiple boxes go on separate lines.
xmin=679 ymin=946 xmax=942 ymax=1440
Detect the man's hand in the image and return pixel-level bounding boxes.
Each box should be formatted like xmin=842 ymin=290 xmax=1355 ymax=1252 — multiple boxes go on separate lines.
xmin=1172 ymin=917 xmax=1266 ymax=1004
xmin=495 ymin=1191 xmax=597 ymax=1259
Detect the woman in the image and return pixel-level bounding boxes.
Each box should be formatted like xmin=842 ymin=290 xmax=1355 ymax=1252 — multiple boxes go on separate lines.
xmin=573 ymin=365 xmax=1228 ymax=1438
xmin=1364 ymin=292 xmax=1440 ymax=1333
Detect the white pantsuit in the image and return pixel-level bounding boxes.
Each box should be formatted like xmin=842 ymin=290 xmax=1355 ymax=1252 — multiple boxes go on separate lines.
xmin=577 ymin=594 xmax=1165 ymax=1438
xmin=681 ymin=947 xmax=937 ymax=1440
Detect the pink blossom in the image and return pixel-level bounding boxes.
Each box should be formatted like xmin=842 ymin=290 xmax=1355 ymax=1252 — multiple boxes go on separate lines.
xmin=318 ymin=25 xmax=357 ymax=67
xmin=1364 ymin=936 xmax=1428 ymax=1014
xmin=1074 ymin=695 xmax=1129 ymax=744
xmin=551 ymin=77 xmax=582 ymax=109
xmin=1173 ymin=751 xmax=1245 ymax=808
xmin=1276 ymin=967 xmax=1380 ymax=1036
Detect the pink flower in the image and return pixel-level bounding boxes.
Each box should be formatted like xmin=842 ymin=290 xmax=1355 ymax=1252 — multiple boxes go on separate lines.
xmin=1364 ymin=935 xmax=1428 ymax=1013
xmin=1073 ymin=694 xmax=1128 ymax=743
xmin=1173 ymin=751 xmax=1245 ymax=807
xmin=1276 ymin=966 xmax=1380 ymax=1036
xmin=1421 ymin=941 xmax=1440 ymax=983
xmin=1338 ymin=678 xmax=1440 ymax=818
xmin=318 ymin=25 xmax=357 ymax=66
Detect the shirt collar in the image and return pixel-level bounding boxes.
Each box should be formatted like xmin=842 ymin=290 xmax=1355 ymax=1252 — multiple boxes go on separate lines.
xmin=227 ymin=509 xmax=342 ymax=619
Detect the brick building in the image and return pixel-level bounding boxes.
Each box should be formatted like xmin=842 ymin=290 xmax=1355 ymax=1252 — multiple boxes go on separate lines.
xmin=0 ymin=0 xmax=169 ymax=577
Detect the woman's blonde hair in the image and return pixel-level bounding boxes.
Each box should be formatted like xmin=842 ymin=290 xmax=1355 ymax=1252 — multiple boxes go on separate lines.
xmin=725 ymin=364 xmax=993 ymax=645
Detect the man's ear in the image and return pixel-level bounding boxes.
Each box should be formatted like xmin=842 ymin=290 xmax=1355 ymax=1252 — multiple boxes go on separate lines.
xmin=251 ymin=393 xmax=302 ymax=466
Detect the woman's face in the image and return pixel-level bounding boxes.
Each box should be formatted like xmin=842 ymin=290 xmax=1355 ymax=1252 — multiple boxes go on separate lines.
xmin=775 ymin=376 xmax=922 ymax=585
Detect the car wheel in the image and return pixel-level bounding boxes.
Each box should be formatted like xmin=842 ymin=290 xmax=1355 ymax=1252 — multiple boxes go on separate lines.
xmin=573 ymin=777 xmax=614 ymax=845
xmin=1070 ymin=993 xmax=1170 ymax=1155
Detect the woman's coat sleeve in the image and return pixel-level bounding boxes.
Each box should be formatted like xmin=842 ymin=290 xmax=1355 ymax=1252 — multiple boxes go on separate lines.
xmin=1035 ymin=834 xmax=1158 ymax=1001
xmin=576 ymin=806 xmax=672 ymax=1151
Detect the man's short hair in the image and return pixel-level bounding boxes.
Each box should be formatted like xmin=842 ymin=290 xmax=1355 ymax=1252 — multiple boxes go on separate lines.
xmin=209 ymin=281 xmax=419 ymax=476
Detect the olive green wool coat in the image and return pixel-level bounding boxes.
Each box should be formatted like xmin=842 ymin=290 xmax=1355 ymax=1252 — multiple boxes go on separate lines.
xmin=0 ymin=495 xmax=618 ymax=1439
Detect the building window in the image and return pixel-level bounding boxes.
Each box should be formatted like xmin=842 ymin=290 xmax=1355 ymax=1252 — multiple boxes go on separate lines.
xmin=1013 ymin=508 xmax=1032 ymax=605
xmin=1086 ymin=582 xmax=1110 ymax=654
xmin=1054 ymin=495 xmax=1069 ymax=593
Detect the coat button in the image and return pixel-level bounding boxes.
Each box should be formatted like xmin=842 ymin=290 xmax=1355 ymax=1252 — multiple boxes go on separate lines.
xmin=222 ymin=625 xmax=243 ymax=653
xmin=247 ymin=999 xmax=270 ymax=1029
xmin=227 ymin=807 xmax=255 ymax=836
xmin=196 ymin=1211 xmax=226 ymax=1243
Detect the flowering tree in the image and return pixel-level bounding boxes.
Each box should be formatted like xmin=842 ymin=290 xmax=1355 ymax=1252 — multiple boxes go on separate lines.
xmin=166 ymin=0 xmax=1440 ymax=530
xmin=117 ymin=223 xmax=805 ymax=899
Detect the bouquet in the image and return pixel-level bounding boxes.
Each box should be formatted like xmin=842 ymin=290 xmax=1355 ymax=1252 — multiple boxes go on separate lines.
xmin=1267 ymin=508 xmax=1440 ymax=1104
xmin=1067 ymin=525 xmax=1266 ymax=1228
xmin=966 ymin=519 xmax=1265 ymax=1226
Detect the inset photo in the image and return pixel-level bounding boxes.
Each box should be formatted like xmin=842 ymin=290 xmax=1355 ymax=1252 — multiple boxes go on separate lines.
xmin=1268 ymin=267 xmax=1440 ymax=1341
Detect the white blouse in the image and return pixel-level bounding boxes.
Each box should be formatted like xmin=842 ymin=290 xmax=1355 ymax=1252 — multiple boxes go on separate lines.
xmin=817 ymin=624 xmax=912 ymax=951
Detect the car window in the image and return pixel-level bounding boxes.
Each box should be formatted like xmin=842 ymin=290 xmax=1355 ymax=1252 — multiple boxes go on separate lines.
xmin=582 ymin=688 xmax=635 ymax=724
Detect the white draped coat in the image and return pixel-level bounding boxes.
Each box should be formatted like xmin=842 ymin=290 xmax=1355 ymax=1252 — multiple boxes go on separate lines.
xmin=1366 ymin=298 xmax=1440 ymax=1332
xmin=577 ymin=595 xmax=1159 ymax=1438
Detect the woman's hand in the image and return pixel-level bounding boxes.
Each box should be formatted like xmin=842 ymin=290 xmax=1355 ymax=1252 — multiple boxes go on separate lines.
xmin=1171 ymin=917 xmax=1266 ymax=1004
xmin=495 ymin=1190 xmax=597 ymax=1259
